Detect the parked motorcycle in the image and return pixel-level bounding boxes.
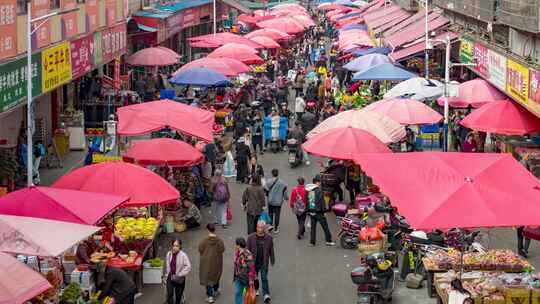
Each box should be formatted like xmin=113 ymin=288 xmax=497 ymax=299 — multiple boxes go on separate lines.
xmin=286 ymin=138 xmax=303 ymax=168
xmin=351 ymin=253 xmax=396 ymax=304
xmin=339 ymin=213 xmax=366 ymax=249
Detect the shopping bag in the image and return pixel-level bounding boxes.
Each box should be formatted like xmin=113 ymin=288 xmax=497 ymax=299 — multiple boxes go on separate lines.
xmin=244 ymin=284 xmax=257 ymax=304
xmin=260 ymin=211 xmax=271 ymax=225
xmin=227 ymin=205 xmax=232 ymax=221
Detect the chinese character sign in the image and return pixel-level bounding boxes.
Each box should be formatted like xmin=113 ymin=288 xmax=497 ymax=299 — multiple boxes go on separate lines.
xmin=101 ymin=23 xmax=126 ymax=63
xmin=528 ymin=70 xmax=540 ymax=115
xmin=32 ymin=0 xmax=51 ymax=49
xmin=86 ymin=0 xmax=100 ymax=32
xmin=506 ymin=59 xmax=529 ymax=105
xmin=42 ymin=42 xmax=72 ymax=93
xmin=61 ymin=0 xmax=78 ymax=39
xmin=0 ymin=53 xmax=42 ymax=113
xmin=70 ymin=35 xmax=94 ymax=79
xmin=0 ymin=0 xmax=17 ymax=60
xmin=459 ymin=39 xmax=473 ymax=64
xmin=487 ymin=49 xmax=506 ymax=90
xmin=473 ymin=42 xmax=488 ymax=77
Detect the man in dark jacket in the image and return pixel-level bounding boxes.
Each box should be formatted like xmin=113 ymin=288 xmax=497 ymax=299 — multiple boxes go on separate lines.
xmin=300 ymin=110 xmax=317 ymax=133
xmin=97 ymin=264 xmax=137 ymax=304
xmin=307 ymin=175 xmax=335 ymax=247
xmin=247 ymin=221 xmax=275 ymax=303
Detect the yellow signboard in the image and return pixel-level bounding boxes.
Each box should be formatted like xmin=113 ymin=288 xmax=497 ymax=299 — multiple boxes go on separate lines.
xmin=506 ymin=59 xmax=529 ymax=105
xmin=459 ymin=38 xmax=473 ymax=64
xmin=42 ymin=41 xmax=72 ymax=93
xmin=92 ymin=154 xmax=122 ymax=163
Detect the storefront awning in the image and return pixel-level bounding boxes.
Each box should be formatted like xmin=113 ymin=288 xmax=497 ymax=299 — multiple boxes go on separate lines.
xmin=367 ymin=8 xmax=411 ymax=30
xmin=385 ymin=13 xmax=449 ymax=49
xmin=220 ymin=0 xmax=251 ymax=14
xmin=388 ymin=31 xmax=458 ymax=62
xmin=380 ymin=10 xmax=426 ymax=36
xmin=374 ymin=9 xmax=420 ymax=35
xmin=363 ymin=4 xmax=400 ymax=26
xmin=157 ymin=0 xmax=212 ymax=12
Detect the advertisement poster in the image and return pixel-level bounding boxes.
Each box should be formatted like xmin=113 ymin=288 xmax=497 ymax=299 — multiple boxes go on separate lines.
xmin=473 ymin=42 xmax=488 ymax=77
xmin=528 ymin=70 xmax=540 ymax=115
xmin=487 ymin=49 xmax=507 ymax=90
xmin=106 ymin=0 xmax=117 ymax=26
xmin=101 ymin=23 xmax=126 ymax=64
xmin=61 ymin=0 xmax=78 ymax=39
xmin=0 ymin=0 xmax=17 ymax=60
xmin=32 ymin=0 xmax=51 ymax=49
xmin=506 ymin=59 xmax=529 ymax=105
xmin=42 ymin=41 xmax=72 ymax=93
xmin=70 ymin=35 xmax=94 ymax=79
xmin=93 ymin=31 xmax=102 ymax=66
xmin=0 ymin=53 xmax=42 ymax=113
xmin=459 ymin=38 xmax=473 ymax=64
xmin=86 ymin=0 xmax=100 ymax=33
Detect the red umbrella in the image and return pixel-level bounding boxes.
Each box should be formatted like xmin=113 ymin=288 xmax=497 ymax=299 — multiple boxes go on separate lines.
xmin=245 ymin=29 xmax=292 ymax=41
xmin=208 ymin=43 xmax=264 ymax=64
xmin=117 ymin=99 xmax=215 ymax=141
xmin=460 ymin=100 xmax=540 ymax=135
xmin=319 ymin=3 xmax=350 ymax=11
xmin=336 ymin=16 xmax=364 ymax=27
xmin=363 ymin=97 xmax=443 ymax=125
xmin=302 ymin=127 xmax=391 ymax=160
xmin=0 ymin=186 xmax=128 ymax=225
xmin=172 ymin=57 xmax=250 ymax=77
xmin=256 ymin=17 xmax=305 ymax=35
xmin=126 ymin=47 xmax=180 ymax=66
xmin=292 ymin=15 xmax=316 ymax=27
xmin=53 ymin=162 xmax=179 ymax=207
xmin=188 ymin=32 xmax=263 ymax=49
xmin=353 ymin=152 xmax=540 ymax=230
xmin=123 ymin=138 xmax=204 ymax=167
xmin=437 ymin=78 xmax=506 ymax=108
xmin=237 ymin=13 xmax=260 ymax=25
xmin=249 ymin=36 xmax=281 ymax=49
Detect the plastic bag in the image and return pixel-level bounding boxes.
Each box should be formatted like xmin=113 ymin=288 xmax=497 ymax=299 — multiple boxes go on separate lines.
xmin=227 ymin=205 xmax=232 ymax=221
xmin=359 ymin=226 xmax=383 ymax=241
xmin=244 ymin=284 xmax=257 ymax=304
xmin=260 ymin=211 xmax=271 ymax=225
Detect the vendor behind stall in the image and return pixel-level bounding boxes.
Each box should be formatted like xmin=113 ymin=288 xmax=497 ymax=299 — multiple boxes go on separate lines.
xmin=76 ymin=236 xmax=97 ymax=265
xmin=183 ymin=199 xmax=202 ymax=229
xmin=97 ymin=263 xmax=137 ymax=304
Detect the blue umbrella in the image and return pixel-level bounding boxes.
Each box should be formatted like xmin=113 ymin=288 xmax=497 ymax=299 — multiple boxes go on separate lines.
xmin=343 ymin=53 xmax=390 ymax=72
xmin=353 ymin=47 xmax=391 ymax=57
xmin=335 ymin=0 xmax=354 ymax=5
xmin=339 ymin=23 xmax=368 ymax=32
xmin=352 ymin=63 xmax=417 ymax=81
xmin=169 ymin=67 xmax=231 ymax=87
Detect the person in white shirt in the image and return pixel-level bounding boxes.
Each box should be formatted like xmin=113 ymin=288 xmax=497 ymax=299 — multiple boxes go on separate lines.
xmin=295 ymin=93 xmax=306 ymax=120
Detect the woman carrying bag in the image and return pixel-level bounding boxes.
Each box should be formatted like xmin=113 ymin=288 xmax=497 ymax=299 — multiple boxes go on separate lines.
xmin=164 ymin=239 xmax=191 ymax=304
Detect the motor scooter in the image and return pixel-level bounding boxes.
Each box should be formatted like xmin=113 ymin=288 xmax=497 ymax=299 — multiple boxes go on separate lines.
xmin=286 ymin=138 xmax=303 ymax=167
xmin=351 ymin=253 xmax=396 ymax=304
xmin=339 ymin=213 xmax=366 ymax=249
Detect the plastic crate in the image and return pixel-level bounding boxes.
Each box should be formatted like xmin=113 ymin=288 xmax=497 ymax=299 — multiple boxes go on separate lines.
xmin=505 ymin=286 xmax=530 ymax=304
xmin=143 ymin=265 xmax=163 ymax=284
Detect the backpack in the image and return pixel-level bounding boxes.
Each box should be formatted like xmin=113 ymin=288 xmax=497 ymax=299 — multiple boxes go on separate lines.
xmin=307 ymin=190 xmax=316 ymax=211
xmin=293 ymin=191 xmax=306 ymax=215
xmin=213 ymin=181 xmax=229 ymax=202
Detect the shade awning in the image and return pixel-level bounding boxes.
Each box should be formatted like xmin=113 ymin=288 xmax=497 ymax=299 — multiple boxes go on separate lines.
xmin=380 ymin=10 xmax=426 ymax=36
xmin=389 ymin=32 xmax=458 ymax=62
xmin=363 ymin=4 xmax=399 ymax=26
xmin=373 ymin=10 xmax=415 ymax=34
xmin=385 ymin=14 xmax=449 ymax=49
xmin=367 ymin=8 xmax=410 ymax=30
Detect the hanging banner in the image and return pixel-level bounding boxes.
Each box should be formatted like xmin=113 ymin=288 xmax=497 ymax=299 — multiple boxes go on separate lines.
xmin=528 ymin=70 xmax=540 ymax=115
xmin=86 ymin=0 xmax=100 ymax=33
xmin=472 ymin=42 xmax=488 ymax=77
xmin=32 ymin=0 xmax=51 ymax=49
xmin=93 ymin=31 xmax=103 ymax=66
xmin=182 ymin=7 xmax=201 ymax=28
xmin=106 ymin=0 xmax=117 ymax=26
xmin=0 ymin=53 xmax=42 ymax=113
xmin=487 ymin=49 xmax=507 ymax=91
xmin=101 ymin=22 xmax=126 ymax=64
xmin=61 ymin=0 xmax=78 ymax=39
xmin=70 ymin=35 xmax=94 ymax=79
xmin=114 ymin=56 xmax=121 ymax=91
xmin=167 ymin=12 xmax=184 ymax=37
xmin=506 ymin=59 xmax=529 ymax=105
xmin=42 ymin=41 xmax=72 ymax=93
xmin=0 ymin=0 xmax=17 ymax=60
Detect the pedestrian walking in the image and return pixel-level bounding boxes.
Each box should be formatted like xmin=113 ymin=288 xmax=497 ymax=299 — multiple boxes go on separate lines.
xmin=251 ymin=114 xmax=264 ymax=155
xmin=247 ymin=221 xmax=276 ymax=303
xmin=199 ymin=224 xmax=225 ymax=303
xmin=242 ymin=174 xmax=267 ymax=234
xmin=210 ymin=169 xmax=231 ymax=228
xmin=249 ymin=155 xmax=265 ymax=184
xmin=164 ymin=239 xmax=191 ymax=304
xmin=233 ymin=237 xmax=256 ymax=304
xmin=203 ymin=138 xmax=218 ymax=176
xmin=235 ymin=137 xmax=251 ymax=183
xmin=307 ymin=175 xmax=335 ymax=246
xmin=264 ymin=169 xmax=289 ymax=234
xmin=289 ymin=177 xmax=308 ymax=239
xmin=295 ymin=92 xmax=306 ymax=120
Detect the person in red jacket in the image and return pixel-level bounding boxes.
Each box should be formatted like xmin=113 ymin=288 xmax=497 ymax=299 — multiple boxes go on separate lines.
xmin=289 ymin=177 xmax=308 ymax=240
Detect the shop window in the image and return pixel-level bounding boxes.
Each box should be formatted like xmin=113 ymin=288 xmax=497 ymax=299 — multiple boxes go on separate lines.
xmin=50 ymin=0 xmax=60 ymax=9
xmin=17 ymin=0 xmax=27 ymax=15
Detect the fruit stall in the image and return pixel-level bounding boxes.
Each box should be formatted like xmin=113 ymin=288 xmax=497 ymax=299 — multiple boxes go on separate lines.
xmin=423 ymin=249 xmax=533 ymax=299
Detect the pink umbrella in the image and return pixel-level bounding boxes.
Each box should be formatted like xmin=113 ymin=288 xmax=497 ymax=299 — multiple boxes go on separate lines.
xmin=272 ymin=3 xmax=307 ymax=11
xmin=0 ymin=186 xmax=128 ymax=225
xmin=188 ymin=32 xmax=263 ymax=49
xmin=245 ymin=28 xmax=292 ymax=41
xmin=270 ymin=9 xmax=293 ymax=17
xmin=363 ymin=97 xmax=443 ymax=125
xmin=0 ymin=252 xmax=52 ymax=304
xmin=336 ymin=16 xmax=364 ymax=27
xmin=460 ymin=100 xmax=540 ymax=135
xmin=256 ymin=17 xmax=306 ymax=35
xmin=172 ymin=57 xmax=250 ymax=76
xmin=302 ymin=127 xmax=391 ymax=160
xmin=123 ymin=138 xmax=205 ymax=167
xmin=307 ymin=109 xmax=406 ymax=144
xmin=292 ymin=15 xmax=316 ymax=27
xmin=319 ymin=3 xmax=350 ymax=11
xmin=437 ymin=78 xmax=507 ymax=108
xmin=208 ymin=43 xmax=265 ymax=64
xmin=237 ymin=14 xmax=260 ymax=25
xmin=126 ymin=47 xmax=180 ymax=66
xmin=0 ymin=214 xmax=101 ymax=257
xmin=53 ymin=161 xmax=180 ymax=207
xmin=249 ymin=36 xmax=281 ymax=49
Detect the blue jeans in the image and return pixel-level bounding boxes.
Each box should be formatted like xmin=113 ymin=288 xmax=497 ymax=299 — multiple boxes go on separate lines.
xmin=254 ymin=266 xmax=270 ymax=296
xmin=214 ymin=201 xmax=227 ymax=225
xmin=234 ymin=280 xmax=248 ymax=304
xmin=206 ymin=283 xmax=219 ymax=297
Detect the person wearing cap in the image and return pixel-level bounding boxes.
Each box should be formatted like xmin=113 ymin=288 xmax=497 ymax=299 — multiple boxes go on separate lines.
xmin=307 ymin=175 xmax=335 ymax=247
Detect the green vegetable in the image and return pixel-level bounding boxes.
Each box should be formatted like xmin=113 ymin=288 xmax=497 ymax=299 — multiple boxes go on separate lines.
xmin=146 ymin=258 xmax=163 ymax=267
xmin=61 ymin=282 xmax=81 ymax=303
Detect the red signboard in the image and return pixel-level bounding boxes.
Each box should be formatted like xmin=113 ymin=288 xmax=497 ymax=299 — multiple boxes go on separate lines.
xmin=61 ymin=0 xmax=78 ymax=39
xmin=86 ymin=0 xmax=100 ymax=33
xmin=473 ymin=42 xmax=488 ymax=78
xmin=200 ymin=4 xmax=212 ymax=17
xmin=529 ymin=70 xmax=540 ymax=107
xmin=70 ymin=34 xmax=94 ymax=79
xmin=0 ymin=0 xmax=17 ymax=60
xmin=102 ymin=23 xmax=126 ymax=63
xmin=182 ymin=7 xmax=201 ymax=28
xmin=32 ymin=0 xmax=51 ymax=49
xmin=106 ymin=0 xmax=117 ymax=26
xmin=167 ymin=12 xmax=183 ymax=37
